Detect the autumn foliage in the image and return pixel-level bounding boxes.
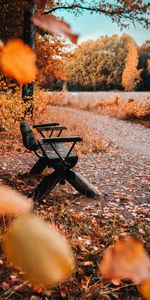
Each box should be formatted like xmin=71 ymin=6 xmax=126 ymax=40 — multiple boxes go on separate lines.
xmin=0 ymin=0 xmax=150 ymax=298
xmin=0 ymin=92 xmax=28 ymax=130
xmin=122 ymin=41 xmax=142 ymax=91
xmin=0 ymin=88 xmax=47 ymax=130
xmin=36 ymin=34 xmax=68 ymax=89
xmin=66 ymin=35 xmax=150 ymax=91
xmin=0 ymin=183 xmax=150 ymax=298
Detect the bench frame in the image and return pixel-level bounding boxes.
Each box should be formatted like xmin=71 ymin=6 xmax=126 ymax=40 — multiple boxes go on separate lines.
xmin=20 ymin=122 xmax=100 ymax=202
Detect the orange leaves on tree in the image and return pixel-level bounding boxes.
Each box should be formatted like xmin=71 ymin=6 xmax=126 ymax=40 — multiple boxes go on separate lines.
xmin=147 ymin=59 xmax=150 ymax=73
xmin=35 ymin=34 xmax=68 ymax=89
xmin=3 ymin=215 xmax=74 ymax=287
xmin=32 ymin=14 xmax=78 ymax=44
xmin=0 ymin=39 xmax=37 ymax=84
xmin=122 ymin=41 xmax=141 ymax=91
xmin=99 ymin=237 xmax=150 ymax=285
xmin=0 ymin=184 xmax=32 ymax=216
xmin=35 ymin=0 xmax=47 ymax=7
xmin=35 ymin=0 xmax=48 ymax=14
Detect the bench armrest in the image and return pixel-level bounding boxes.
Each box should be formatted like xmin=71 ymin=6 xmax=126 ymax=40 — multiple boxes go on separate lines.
xmin=33 ymin=122 xmax=59 ymax=128
xmin=36 ymin=126 xmax=67 ymax=132
xmin=42 ymin=137 xmax=82 ymax=143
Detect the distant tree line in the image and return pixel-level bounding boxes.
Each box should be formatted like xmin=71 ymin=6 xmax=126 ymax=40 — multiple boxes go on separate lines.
xmin=65 ymin=34 xmax=150 ymax=91
xmin=1 ymin=33 xmax=149 ymax=92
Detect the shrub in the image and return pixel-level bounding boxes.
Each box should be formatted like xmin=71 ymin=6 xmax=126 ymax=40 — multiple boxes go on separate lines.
xmin=0 ymin=91 xmax=28 ymax=130
xmin=0 ymin=88 xmax=48 ymax=131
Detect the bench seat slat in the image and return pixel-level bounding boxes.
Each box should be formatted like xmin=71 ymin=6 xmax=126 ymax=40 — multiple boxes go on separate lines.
xmin=43 ymin=136 xmax=82 ymax=143
xmin=33 ymin=123 xmax=59 ymax=128
xmin=37 ymin=126 xmax=67 ymax=132
xmin=40 ymin=142 xmax=77 ymax=160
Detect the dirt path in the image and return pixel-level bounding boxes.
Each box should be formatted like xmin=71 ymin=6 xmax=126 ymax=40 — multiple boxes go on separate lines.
xmin=0 ymin=106 xmax=149 ymax=220
xmin=50 ymin=106 xmax=150 ymax=159
xmin=0 ymin=107 xmax=149 ymax=300
xmin=48 ymin=106 xmax=150 ymax=208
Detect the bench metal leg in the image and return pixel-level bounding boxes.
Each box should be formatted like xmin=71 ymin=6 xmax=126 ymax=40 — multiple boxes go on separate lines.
xmin=32 ymin=167 xmax=100 ymax=202
xmin=65 ymin=170 xmax=100 ymax=197
xmin=33 ymin=170 xmax=60 ymax=202
xmin=29 ymin=158 xmax=48 ymax=176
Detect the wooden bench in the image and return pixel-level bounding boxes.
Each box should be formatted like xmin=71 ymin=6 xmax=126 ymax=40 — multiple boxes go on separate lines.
xmin=20 ymin=122 xmax=100 ymax=202
xmin=33 ymin=122 xmax=67 ymax=138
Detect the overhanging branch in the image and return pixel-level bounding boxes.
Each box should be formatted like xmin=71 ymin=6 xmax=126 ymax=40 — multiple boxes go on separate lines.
xmin=42 ymin=3 xmax=150 ymax=28
xmin=43 ymin=5 xmax=113 ymax=16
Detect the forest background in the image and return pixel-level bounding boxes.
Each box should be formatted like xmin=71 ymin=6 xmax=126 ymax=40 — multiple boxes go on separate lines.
xmin=0 ymin=0 xmax=150 ymax=130
xmin=0 ymin=34 xmax=150 ymax=93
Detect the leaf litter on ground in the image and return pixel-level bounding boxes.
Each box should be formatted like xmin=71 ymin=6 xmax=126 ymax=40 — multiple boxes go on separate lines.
xmin=0 ymin=113 xmax=149 ymax=299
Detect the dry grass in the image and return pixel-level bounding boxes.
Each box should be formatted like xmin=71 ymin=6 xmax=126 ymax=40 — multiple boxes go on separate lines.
xmin=0 ymin=102 xmax=109 ymax=154
xmin=90 ymin=96 xmax=150 ymax=125
xmin=47 ymin=92 xmax=150 ymax=127
xmin=44 ymin=106 xmax=108 ymax=154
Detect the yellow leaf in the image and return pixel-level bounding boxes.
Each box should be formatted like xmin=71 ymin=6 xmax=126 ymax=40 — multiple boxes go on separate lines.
xmin=0 ymin=39 xmax=37 ymax=84
xmin=99 ymin=237 xmax=150 ymax=284
xmin=3 ymin=215 xmax=74 ymax=286
xmin=140 ymin=281 xmax=150 ymax=300
xmin=0 ymin=184 xmax=32 ymax=216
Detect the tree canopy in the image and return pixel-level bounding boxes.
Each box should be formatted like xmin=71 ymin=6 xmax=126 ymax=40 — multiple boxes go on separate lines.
xmin=0 ymin=0 xmax=150 ymax=43
xmin=66 ymin=35 xmax=150 ymax=91
xmin=138 ymin=40 xmax=150 ymax=90
xmin=66 ymin=34 xmax=133 ymax=91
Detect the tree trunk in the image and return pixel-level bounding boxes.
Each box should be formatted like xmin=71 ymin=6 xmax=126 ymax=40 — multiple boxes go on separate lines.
xmin=22 ymin=7 xmax=36 ymax=117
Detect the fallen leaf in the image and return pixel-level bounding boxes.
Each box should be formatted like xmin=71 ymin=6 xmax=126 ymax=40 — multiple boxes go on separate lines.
xmin=0 ymin=184 xmax=32 ymax=216
xmin=32 ymin=14 xmax=78 ymax=44
xmin=99 ymin=237 xmax=150 ymax=284
xmin=0 ymin=39 xmax=37 ymax=84
xmin=3 ymin=215 xmax=74 ymax=286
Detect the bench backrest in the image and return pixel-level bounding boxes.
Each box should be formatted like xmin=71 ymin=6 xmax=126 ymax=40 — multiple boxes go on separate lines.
xmin=20 ymin=122 xmax=38 ymax=151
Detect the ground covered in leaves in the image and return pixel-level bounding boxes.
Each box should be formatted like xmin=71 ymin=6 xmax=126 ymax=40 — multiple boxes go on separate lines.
xmin=0 ymin=107 xmax=149 ymax=299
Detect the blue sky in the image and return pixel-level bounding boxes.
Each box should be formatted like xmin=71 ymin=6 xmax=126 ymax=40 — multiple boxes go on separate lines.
xmin=56 ymin=10 xmax=150 ymax=46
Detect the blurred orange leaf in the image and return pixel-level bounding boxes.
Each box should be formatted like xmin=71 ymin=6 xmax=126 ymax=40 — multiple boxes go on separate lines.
xmin=99 ymin=237 xmax=150 ymax=284
xmin=32 ymin=14 xmax=78 ymax=44
xmin=0 ymin=39 xmax=37 ymax=84
xmin=0 ymin=184 xmax=32 ymax=216
xmin=140 ymin=281 xmax=150 ymax=300
xmin=3 ymin=215 xmax=74 ymax=287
